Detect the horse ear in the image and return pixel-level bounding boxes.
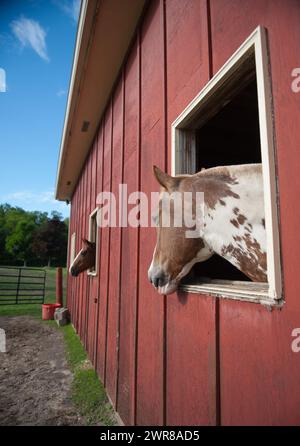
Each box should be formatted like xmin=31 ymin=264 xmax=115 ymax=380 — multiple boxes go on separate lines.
xmin=82 ymin=238 xmax=91 ymax=246
xmin=153 ymin=166 xmax=175 ymax=191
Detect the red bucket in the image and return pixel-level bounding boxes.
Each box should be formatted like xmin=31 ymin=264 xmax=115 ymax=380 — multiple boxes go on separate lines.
xmin=42 ymin=303 xmax=62 ymax=320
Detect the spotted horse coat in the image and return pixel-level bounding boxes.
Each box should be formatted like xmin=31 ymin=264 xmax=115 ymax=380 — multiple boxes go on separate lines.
xmin=194 ymin=163 xmax=267 ymax=282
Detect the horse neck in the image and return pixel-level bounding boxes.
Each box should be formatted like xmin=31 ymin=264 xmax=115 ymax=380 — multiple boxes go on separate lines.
xmin=191 ymin=166 xmax=267 ymax=281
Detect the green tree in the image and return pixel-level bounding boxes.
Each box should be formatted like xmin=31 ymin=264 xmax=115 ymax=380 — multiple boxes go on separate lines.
xmin=0 ymin=204 xmax=68 ymax=267
xmin=31 ymin=214 xmax=68 ymax=267
xmin=0 ymin=204 xmax=14 ymax=265
xmin=5 ymin=213 xmax=37 ymax=266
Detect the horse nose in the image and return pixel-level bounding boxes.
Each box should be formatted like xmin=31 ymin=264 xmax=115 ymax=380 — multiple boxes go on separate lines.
xmin=70 ymin=267 xmax=77 ymax=277
xmin=149 ymin=270 xmax=167 ymax=289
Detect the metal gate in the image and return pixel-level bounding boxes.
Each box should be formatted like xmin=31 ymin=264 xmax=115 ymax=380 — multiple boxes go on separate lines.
xmin=0 ymin=266 xmax=46 ymax=305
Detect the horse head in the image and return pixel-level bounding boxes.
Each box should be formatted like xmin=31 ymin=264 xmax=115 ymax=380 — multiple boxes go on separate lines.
xmin=148 ymin=166 xmax=213 ymax=295
xmin=69 ymin=238 xmax=96 ymax=277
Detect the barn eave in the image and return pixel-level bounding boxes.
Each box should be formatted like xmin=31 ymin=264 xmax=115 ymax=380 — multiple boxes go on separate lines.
xmin=55 ymin=0 xmax=146 ymax=202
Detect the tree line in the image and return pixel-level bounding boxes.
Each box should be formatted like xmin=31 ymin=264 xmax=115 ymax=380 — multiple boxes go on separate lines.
xmin=0 ymin=204 xmax=69 ymax=267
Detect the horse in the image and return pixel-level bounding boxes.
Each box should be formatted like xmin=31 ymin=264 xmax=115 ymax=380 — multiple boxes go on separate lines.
xmin=148 ymin=164 xmax=267 ymax=295
xmin=69 ymin=239 xmax=96 ymax=277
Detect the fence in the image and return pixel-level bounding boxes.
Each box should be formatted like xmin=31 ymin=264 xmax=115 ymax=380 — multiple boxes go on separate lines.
xmin=0 ymin=266 xmax=46 ymax=305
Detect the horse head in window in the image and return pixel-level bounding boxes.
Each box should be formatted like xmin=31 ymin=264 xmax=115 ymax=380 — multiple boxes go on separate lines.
xmin=148 ymin=164 xmax=267 ymax=294
xmin=69 ymin=239 xmax=96 ymax=277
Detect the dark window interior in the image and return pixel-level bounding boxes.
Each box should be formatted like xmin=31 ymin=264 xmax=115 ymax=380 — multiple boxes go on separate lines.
xmin=195 ymin=79 xmax=261 ymax=169
xmin=89 ymin=215 xmax=97 ymax=272
xmin=90 ymin=216 xmax=97 ymax=244
xmin=182 ymin=77 xmax=262 ymax=283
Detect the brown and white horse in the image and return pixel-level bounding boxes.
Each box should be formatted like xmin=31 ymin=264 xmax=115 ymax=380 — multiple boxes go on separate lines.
xmin=148 ymin=164 xmax=267 ymax=295
xmin=69 ymin=239 xmax=96 ymax=277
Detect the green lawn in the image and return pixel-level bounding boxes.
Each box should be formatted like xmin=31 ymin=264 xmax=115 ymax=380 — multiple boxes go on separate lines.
xmin=61 ymin=323 xmax=117 ymax=425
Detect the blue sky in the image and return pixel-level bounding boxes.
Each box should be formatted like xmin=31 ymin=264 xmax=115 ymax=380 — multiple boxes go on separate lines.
xmin=0 ymin=0 xmax=80 ymax=218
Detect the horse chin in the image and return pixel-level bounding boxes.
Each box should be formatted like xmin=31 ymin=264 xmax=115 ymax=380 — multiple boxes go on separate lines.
xmin=157 ymin=281 xmax=178 ymax=295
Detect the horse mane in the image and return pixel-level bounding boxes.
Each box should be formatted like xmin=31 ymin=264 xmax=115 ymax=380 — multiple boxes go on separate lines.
xmin=173 ymin=164 xmax=262 ymax=182
xmin=194 ymin=163 xmax=262 ymax=179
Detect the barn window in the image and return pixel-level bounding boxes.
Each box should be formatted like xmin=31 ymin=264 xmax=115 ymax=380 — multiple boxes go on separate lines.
xmin=171 ymin=26 xmax=282 ymax=305
xmin=87 ymin=208 xmax=98 ymax=276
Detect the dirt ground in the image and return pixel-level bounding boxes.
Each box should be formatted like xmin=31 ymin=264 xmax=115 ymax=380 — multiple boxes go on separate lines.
xmin=0 ymin=316 xmax=84 ymax=426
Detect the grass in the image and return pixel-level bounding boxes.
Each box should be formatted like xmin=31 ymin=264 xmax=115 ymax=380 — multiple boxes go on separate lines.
xmin=0 ymin=265 xmax=116 ymax=426
xmin=60 ymin=323 xmax=117 ymax=426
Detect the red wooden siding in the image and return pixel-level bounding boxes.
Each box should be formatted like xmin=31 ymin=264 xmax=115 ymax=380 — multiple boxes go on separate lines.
xmin=136 ymin=0 xmax=166 ymax=425
xmin=210 ymin=0 xmax=300 ymax=425
xmin=67 ymin=0 xmax=300 ymax=425
xmin=164 ymin=0 xmax=219 ymax=425
xmin=87 ymin=139 xmax=98 ymax=361
xmin=96 ymin=107 xmax=113 ymax=383
xmin=117 ymin=41 xmax=140 ymax=426
xmin=105 ymin=80 xmax=124 ymax=406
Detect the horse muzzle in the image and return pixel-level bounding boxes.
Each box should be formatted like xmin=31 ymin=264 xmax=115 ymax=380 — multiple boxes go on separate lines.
xmin=148 ymin=265 xmax=178 ymax=295
xmin=70 ymin=267 xmax=79 ymax=277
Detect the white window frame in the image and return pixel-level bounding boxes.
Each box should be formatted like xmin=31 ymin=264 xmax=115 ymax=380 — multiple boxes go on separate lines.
xmin=70 ymin=232 xmax=76 ymax=266
xmin=171 ymin=26 xmax=282 ymax=306
xmin=87 ymin=207 xmax=98 ymax=277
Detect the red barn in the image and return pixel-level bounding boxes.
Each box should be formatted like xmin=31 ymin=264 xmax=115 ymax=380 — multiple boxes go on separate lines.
xmin=55 ymin=0 xmax=300 ymax=425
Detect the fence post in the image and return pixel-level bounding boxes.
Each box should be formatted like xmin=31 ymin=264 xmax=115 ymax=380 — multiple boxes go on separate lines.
xmin=56 ymin=267 xmax=63 ymax=306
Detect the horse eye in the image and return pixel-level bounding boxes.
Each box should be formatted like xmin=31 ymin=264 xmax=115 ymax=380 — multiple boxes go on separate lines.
xmin=81 ymin=251 xmax=87 ymax=257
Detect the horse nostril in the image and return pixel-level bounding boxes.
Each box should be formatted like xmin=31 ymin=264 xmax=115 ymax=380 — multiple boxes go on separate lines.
xmin=153 ymin=277 xmax=159 ymax=288
xmin=151 ymin=272 xmax=167 ymax=289
xmin=71 ymin=267 xmax=77 ymax=277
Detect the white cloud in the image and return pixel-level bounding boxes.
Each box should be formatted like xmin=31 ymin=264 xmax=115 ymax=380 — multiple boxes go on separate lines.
xmin=5 ymin=191 xmax=34 ymax=201
xmin=2 ymin=190 xmax=69 ymax=216
xmin=55 ymin=0 xmax=81 ymax=22
xmin=56 ymin=88 xmax=66 ymax=97
xmin=4 ymin=190 xmax=60 ymax=206
xmin=10 ymin=17 xmax=49 ymax=62
xmin=4 ymin=190 xmax=56 ymax=203
xmin=0 ymin=68 xmax=6 ymax=92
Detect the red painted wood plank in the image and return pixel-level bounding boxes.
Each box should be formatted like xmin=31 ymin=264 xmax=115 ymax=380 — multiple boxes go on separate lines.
xmin=75 ymin=180 xmax=82 ymax=332
xmin=70 ymin=188 xmax=77 ymax=327
xmin=210 ymin=0 xmax=300 ymax=425
xmin=81 ymin=161 xmax=89 ymax=339
xmin=70 ymin=190 xmax=78 ymax=320
xmin=165 ymin=0 xmax=211 ymax=128
xmin=87 ymin=139 xmax=98 ymax=362
xmin=164 ymin=0 xmax=218 ymax=425
xmin=117 ymin=40 xmax=140 ymax=426
xmin=94 ymin=126 xmax=104 ymax=368
xmin=96 ymin=105 xmax=113 ymax=382
xmin=66 ymin=197 xmax=74 ymax=310
xmin=76 ymin=168 xmax=84 ymax=336
xmin=84 ymin=151 xmax=92 ymax=351
xmin=105 ymin=80 xmax=124 ymax=405
xmin=136 ymin=0 xmax=166 ymax=426
xmin=166 ymin=293 xmax=219 ymax=425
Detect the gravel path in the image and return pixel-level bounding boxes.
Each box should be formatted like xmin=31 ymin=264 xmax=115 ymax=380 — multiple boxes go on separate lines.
xmin=0 ymin=316 xmax=84 ymax=426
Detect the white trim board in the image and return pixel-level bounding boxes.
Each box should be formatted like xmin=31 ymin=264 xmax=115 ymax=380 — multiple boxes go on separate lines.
xmin=171 ymin=26 xmax=282 ymax=305
xmin=70 ymin=232 xmax=76 ymax=266
xmin=87 ymin=207 xmax=99 ymax=277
